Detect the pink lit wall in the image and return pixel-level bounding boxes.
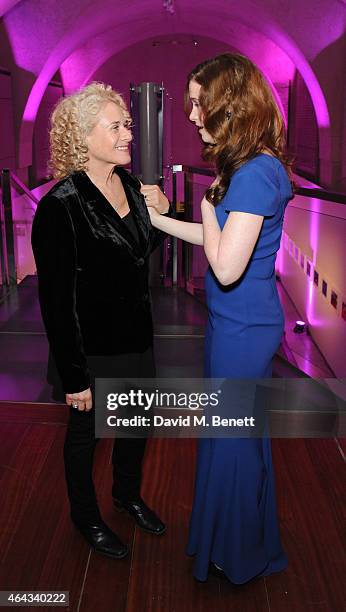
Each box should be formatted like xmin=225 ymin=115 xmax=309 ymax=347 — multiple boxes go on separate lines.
xmin=32 ymin=81 xmax=63 ymax=185
xmin=278 ymin=196 xmax=346 ymax=377
xmin=0 ymin=1 xmax=21 ymax=18
xmin=1 ymin=0 xmax=344 ymax=188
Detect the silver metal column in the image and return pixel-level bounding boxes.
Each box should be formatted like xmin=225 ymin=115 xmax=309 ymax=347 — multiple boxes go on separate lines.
xmin=138 ymin=82 xmax=161 ymax=184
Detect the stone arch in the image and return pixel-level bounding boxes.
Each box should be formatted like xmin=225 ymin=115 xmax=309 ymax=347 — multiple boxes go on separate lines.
xmin=18 ymin=9 xmax=331 ymax=167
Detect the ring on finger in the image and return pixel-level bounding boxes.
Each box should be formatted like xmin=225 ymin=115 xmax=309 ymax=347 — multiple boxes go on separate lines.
xmin=72 ymin=402 xmax=79 ymax=409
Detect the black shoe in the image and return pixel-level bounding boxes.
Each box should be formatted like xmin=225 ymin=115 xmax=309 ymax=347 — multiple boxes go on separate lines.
xmin=208 ymin=562 xmax=227 ymax=580
xmin=73 ymin=519 xmax=128 ymax=559
xmin=113 ymin=497 xmax=166 ymax=535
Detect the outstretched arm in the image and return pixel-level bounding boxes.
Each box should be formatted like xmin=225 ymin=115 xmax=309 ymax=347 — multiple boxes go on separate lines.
xmin=148 ymin=207 xmax=203 ymax=246
xmin=140 ymin=183 xmax=203 ymax=246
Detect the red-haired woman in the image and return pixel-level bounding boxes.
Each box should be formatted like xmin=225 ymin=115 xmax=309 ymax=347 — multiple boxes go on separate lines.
xmin=142 ymin=53 xmax=293 ymax=583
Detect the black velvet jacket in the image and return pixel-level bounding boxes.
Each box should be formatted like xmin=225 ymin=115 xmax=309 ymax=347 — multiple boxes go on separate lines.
xmin=31 ymin=167 xmax=170 ymax=394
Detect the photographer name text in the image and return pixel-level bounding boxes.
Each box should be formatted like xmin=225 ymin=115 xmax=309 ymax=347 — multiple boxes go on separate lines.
xmin=106 ymin=415 xmax=256 ymax=428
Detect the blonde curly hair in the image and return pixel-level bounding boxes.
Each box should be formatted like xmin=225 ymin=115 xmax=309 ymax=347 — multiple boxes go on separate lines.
xmin=48 ymin=82 xmax=128 ymax=179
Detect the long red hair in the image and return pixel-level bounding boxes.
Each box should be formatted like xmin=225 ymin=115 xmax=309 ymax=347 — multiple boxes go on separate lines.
xmin=185 ymin=53 xmax=294 ymax=204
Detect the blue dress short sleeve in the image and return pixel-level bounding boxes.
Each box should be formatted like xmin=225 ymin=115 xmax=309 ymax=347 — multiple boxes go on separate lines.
xmin=222 ymin=160 xmax=280 ymax=217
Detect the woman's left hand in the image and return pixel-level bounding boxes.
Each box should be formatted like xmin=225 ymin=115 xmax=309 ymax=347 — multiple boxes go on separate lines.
xmin=141 ymin=184 xmax=170 ymax=214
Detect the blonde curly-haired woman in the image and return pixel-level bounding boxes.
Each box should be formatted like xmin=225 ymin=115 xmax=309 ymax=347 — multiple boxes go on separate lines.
xmin=31 ymin=83 xmax=170 ymax=559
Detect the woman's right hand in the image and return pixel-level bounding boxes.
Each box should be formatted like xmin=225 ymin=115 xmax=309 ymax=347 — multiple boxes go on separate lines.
xmin=140 ymin=184 xmax=170 ymax=214
xmin=66 ymin=387 xmax=93 ymax=411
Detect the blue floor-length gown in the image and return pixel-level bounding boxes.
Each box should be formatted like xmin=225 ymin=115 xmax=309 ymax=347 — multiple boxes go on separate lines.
xmin=186 ymin=154 xmax=293 ymax=583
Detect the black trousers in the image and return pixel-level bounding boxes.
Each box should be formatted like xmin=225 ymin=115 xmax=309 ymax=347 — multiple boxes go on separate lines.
xmin=62 ymin=347 xmax=155 ymax=524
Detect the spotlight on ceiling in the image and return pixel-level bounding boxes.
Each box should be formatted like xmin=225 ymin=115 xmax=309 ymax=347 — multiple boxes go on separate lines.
xmin=293 ymin=320 xmax=307 ymax=334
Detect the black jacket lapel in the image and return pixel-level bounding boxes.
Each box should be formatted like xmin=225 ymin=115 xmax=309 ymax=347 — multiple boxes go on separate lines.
xmin=114 ymin=167 xmax=151 ymax=254
xmin=71 ymin=169 xmax=150 ymax=258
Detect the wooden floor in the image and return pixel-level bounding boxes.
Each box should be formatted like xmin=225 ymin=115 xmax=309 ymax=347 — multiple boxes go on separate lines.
xmin=0 ymin=403 xmax=345 ymax=612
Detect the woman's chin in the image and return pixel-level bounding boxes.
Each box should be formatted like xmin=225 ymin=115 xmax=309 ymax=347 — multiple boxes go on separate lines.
xmin=200 ymin=133 xmax=215 ymax=145
xmin=113 ymin=154 xmax=131 ymax=165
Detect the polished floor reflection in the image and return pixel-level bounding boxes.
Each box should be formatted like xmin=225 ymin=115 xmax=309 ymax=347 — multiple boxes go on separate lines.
xmin=0 ymin=276 xmax=334 ymax=403
xmin=0 ymin=402 xmax=344 ymax=611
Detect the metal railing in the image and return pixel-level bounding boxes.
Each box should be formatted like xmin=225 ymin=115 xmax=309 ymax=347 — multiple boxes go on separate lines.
xmin=295 ymin=187 xmax=346 ymax=204
xmin=1 ymin=164 xmax=345 ymax=293
xmin=169 ymin=164 xmax=346 ymax=295
xmin=172 ymin=164 xmax=346 ymax=202
xmin=0 ymin=169 xmax=38 ymax=287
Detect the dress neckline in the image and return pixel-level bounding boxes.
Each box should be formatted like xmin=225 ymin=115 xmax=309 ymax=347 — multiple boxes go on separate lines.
xmin=257 ymin=152 xmax=277 ymax=159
